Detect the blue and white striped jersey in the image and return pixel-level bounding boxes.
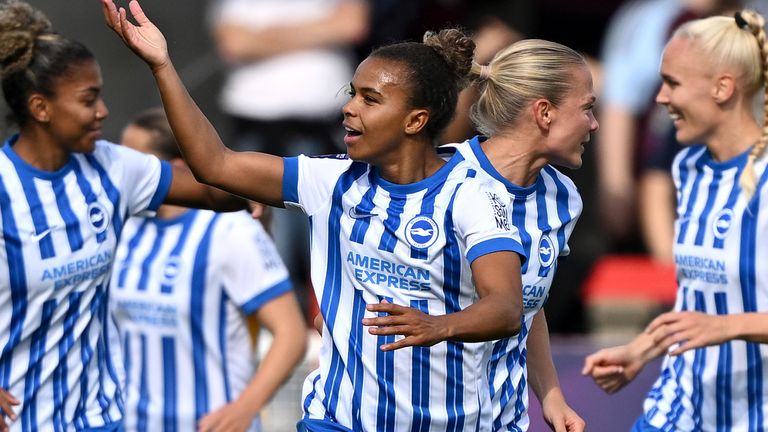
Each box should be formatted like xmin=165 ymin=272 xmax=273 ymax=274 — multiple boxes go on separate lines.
xmin=641 ymin=144 xmax=768 ymax=431
xmin=284 ymin=152 xmax=526 ymax=431
xmin=0 ymin=135 xmax=171 ymax=431
xmin=110 ymin=210 xmax=291 ymax=432
xmin=445 ymin=137 xmax=582 ymax=431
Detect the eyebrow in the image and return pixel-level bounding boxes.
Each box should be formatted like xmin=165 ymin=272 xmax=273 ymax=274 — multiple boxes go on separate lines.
xmin=582 ymin=95 xmax=596 ymax=107
xmin=349 ymin=82 xmax=384 ymax=97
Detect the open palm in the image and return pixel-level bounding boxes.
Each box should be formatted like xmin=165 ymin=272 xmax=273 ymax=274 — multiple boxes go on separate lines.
xmin=101 ymin=0 xmax=169 ymax=70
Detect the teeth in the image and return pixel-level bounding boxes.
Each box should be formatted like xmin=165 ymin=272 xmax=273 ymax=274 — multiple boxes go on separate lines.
xmin=669 ymin=113 xmax=681 ymax=121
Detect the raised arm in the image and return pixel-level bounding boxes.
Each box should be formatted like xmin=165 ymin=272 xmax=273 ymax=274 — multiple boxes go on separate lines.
xmin=102 ymin=0 xmax=285 ymax=207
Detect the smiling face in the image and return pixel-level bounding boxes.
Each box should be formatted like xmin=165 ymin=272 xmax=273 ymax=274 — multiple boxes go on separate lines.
xmin=40 ymin=59 xmax=109 ymax=153
xmin=544 ymin=64 xmax=598 ymax=169
xmin=656 ymin=36 xmax=721 ymax=145
xmin=342 ymin=56 xmax=425 ymax=165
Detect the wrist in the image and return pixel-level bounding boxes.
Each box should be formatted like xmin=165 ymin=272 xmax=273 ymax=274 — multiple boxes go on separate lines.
xmin=433 ymin=314 xmax=455 ymax=341
xmin=630 ymin=332 xmax=659 ymax=364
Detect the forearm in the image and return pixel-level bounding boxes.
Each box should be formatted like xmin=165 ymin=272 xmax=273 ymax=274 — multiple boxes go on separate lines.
xmin=436 ymin=293 xmax=520 ymax=343
xmin=527 ymin=311 xmax=563 ymax=404
xmin=726 ymin=313 xmax=768 ymax=344
xmin=630 ymin=331 xmax=669 ymax=365
xmin=236 ymin=323 xmax=307 ymax=415
xmin=151 ymin=63 xmax=231 ymax=187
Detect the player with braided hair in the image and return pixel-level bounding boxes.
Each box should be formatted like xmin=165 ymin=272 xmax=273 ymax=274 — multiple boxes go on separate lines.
xmin=583 ymin=9 xmax=768 ymax=431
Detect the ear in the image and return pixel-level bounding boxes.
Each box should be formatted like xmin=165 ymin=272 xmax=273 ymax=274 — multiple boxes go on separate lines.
xmin=711 ymin=74 xmax=736 ymax=103
xmin=532 ymin=98 xmax=553 ymax=131
xmin=27 ymin=93 xmax=51 ymax=123
xmin=403 ymin=108 xmax=430 ymax=135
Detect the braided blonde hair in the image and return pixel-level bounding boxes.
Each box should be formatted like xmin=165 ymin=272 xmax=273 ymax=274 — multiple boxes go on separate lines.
xmin=736 ymin=10 xmax=768 ymax=198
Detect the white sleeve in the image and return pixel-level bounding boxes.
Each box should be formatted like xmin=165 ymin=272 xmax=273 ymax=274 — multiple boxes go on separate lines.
xmin=452 ymin=178 xmax=526 ymax=264
xmin=102 ymin=142 xmax=172 ymax=216
xmin=282 ymin=154 xmax=359 ymax=215
xmin=212 ymin=213 xmax=292 ymax=315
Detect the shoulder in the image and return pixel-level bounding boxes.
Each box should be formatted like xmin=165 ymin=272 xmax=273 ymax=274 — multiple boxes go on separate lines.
xmin=542 ymin=165 xmax=577 ymax=189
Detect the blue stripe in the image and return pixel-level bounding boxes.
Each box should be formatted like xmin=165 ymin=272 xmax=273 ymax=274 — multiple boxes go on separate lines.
xmin=713 ymin=167 xmax=742 ymax=249
xmin=693 ymin=170 xmax=722 ymax=245
xmin=378 ymin=194 xmax=405 ymax=253
xmin=17 ymin=169 xmax=56 ymax=259
xmin=100 ymin=300 xmax=123 ymax=416
xmin=162 ymin=336 xmax=177 ymax=432
xmin=534 ymin=177 xmax=553 ymax=277
xmin=219 ymin=290 xmax=232 ymax=402
xmin=116 ymin=219 xmax=150 ymax=288
xmin=375 ymin=295 xmax=396 ymax=432
xmin=52 ymin=177 xmax=85 ymax=251
xmin=690 ymin=291 xmax=707 ymax=429
xmin=349 ymin=172 xmax=377 ymax=245
xmin=465 ymin=238 xmax=524 ymax=264
xmin=302 ymin=374 xmax=322 ymax=419
xmin=511 ymin=195 xmax=532 ymax=273
xmin=282 ymin=157 xmax=300 ymax=204
xmin=319 ymin=163 xmax=367 ymax=419
xmin=160 ymin=211 xmax=196 ymax=294
xmin=740 ymin=178 xmax=764 ymax=431
xmin=137 ymin=224 xmax=165 ymax=291
xmin=410 ymin=299 xmax=431 ymax=432
xmin=661 ymin=287 xmax=690 ymax=429
xmin=191 ymin=214 xmax=222 ymax=420
xmin=148 ymin=160 xmax=172 ymax=211
xmin=410 ymin=178 xmax=445 ymax=260
xmin=53 ymin=292 xmax=83 ymax=431
xmin=676 ymin=150 xmax=707 ymax=243
xmin=71 ymin=158 xmax=106 ymax=246
xmin=714 ymin=292 xmax=732 ymax=431
xmin=493 ymin=325 xmax=529 ymax=430
xmin=95 ymin=302 xmax=112 ymax=425
xmin=0 ymin=176 xmax=28 ymax=392
xmin=84 ymin=154 xmax=123 ymax=239
xmin=22 ymin=299 xmax=56 ymax=432
xmin=347 ymin=289 xmax=366 ymax=431
xmin=240 ymin=279 xmax=293 ymax=315
xmin=543 ymin=166 xmax=570 ymax=256
xmin=444 ymin=185 xmax=465 ymax=431
xmin=122 ymin=333 xmax=132 ymax=426
xmin=137 ymin=335 xmax=149 ymax=432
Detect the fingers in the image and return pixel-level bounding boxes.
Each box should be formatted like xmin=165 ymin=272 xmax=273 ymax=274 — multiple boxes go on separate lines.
xmin=365 ymin=301 xmax=402 ymax=314
xmin=100 ymin=0 xmax=119 ymax=31
xmin=367 ymin=325 xmax=411 ymax=336
xmin=128 ymin=0 xmax=151 ymax=25
xmin=589 ymin=364 xmax=624 ymax=379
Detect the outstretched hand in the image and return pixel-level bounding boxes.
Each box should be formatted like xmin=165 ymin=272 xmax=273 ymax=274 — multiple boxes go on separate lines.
xmin=362 ymin=301 xmax=448 ymax=351
xmin=582 ymin=344 xmax=644 ymax=394
xmin=645 ymin=311 xmax=728 ymax=356
xmin=101 ymin=0 xmax=170 ymax=71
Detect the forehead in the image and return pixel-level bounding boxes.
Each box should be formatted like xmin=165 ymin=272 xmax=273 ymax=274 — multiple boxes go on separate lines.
xmin=565 ymin=64 xmax=595 ymax=101
xmin=661 ymin=37 xmax=708 ymax=75
xmin=352 ymin=56 xmax=409 ymax=90
xmin=52 ymin=59 xmax=103 ymax=92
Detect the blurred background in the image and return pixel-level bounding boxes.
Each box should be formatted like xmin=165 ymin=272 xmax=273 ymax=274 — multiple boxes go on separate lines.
xmin=13 ymin=0 xmax=738 ymax=429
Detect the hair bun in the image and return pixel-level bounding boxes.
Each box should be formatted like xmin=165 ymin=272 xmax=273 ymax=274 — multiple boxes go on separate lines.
xmin=423 ymin=28 xmax=475 ymax=88
xmin=0 ymin=0 xmax=53 ymax=77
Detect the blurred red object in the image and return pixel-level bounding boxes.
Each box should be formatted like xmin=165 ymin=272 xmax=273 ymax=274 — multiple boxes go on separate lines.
xmin=582 ymin=255 xmax=677 ymax=305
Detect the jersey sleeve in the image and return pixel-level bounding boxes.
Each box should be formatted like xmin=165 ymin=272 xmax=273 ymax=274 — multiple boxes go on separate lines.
xmin=452 ymin=177 xmax=526 ymax=265
xmin=282 ymin=154 xmax=356 ymax=215
xmin=106 ymin=142 xmax=172 ymax=216
xmin=212 ymin=212 xmax=293 ymax=316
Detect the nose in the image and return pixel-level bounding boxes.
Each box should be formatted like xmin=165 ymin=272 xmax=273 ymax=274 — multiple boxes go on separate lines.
xmin=342 ymin=98 xmax=355 ymax=117
xmin=96 ymin=98 xmax=109 ymax=120
xmin=590 ymin=112 xmax=599 ymax=132
xmin=655 ymin=84 xmax=668 ymax=105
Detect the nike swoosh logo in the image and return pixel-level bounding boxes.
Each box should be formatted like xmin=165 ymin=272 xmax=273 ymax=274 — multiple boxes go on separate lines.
xmin=348 ymin=207 xmax=378 ymax=219
xmin=30 ymin=228 xmax=53 ymax=242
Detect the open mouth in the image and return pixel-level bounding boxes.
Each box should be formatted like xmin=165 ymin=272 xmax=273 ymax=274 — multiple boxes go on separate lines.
xmin=344 ymin=126 xmax=362 ymax=137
